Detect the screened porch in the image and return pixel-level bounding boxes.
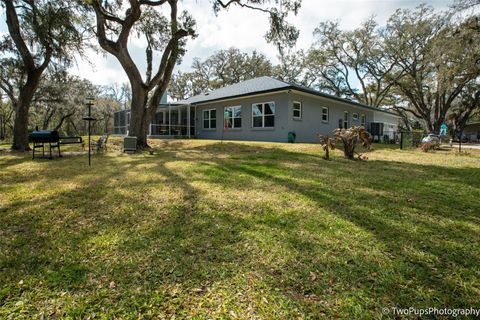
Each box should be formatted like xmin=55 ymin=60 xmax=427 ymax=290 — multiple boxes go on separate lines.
xmin=113 ymin=104 xmax=195 ymax=138
xmin=149 ymin=104 xmax=195 ymax=138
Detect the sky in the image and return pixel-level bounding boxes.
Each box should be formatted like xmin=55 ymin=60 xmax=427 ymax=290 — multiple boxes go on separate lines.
xmin=0 ymin=0 xmax=454 ymax=87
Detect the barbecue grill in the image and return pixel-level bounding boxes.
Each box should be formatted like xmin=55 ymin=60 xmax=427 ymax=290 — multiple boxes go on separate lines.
xmin=30 ymin=130 xmax=60 ymax=159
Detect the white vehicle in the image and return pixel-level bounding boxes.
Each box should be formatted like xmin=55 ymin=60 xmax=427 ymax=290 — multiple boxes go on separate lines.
xmin=422 ymin=133 xmax=440 ymax=144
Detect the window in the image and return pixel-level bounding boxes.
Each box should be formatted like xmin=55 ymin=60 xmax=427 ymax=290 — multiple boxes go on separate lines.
xmin=352 ymin=113 xmax=359 ymax=121
xmin=321 ymin=107 xmax=329 ymax=123
xmin=203 ymin=109 xmax=216 ymax=129
xmin=293 ymin=101 xmax=302 ymax=119
xmin=224 ymin=106 xmax=242 ymax=128
xmin=361 ymin=114 xmax=366 ymax=127
xmin=252 ymin=102 xmax=275 ymax=128
xmin=343 ymin=111 xmax=349 ymax=129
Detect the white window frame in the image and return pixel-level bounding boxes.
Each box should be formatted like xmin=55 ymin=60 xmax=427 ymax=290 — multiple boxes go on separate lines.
xmin=352 ymin=113 xmax=359 ymax=121
xmin=252 ymin=101 xmax=275 ymax=128
xmin=224 ymin=105 xmax=242 ymax=129
xmin=343 ymin=111 xmax=349 ymax=128
xmin=321 ymin=107 xmax=329 ymax=123
xmin=293 ymin=101 xmax=302 ymax=120
xmin=361 ymin=114 xmax=366 ymax=127
xmin=203 ymin=108 xmax=216 ymax=129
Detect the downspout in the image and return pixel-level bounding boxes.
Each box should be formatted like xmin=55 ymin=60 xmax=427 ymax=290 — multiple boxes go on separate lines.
xmin=187 ymin=104 xmax=191 ymax=138
xmin=169 ymin=104 xmax=171 ymax=137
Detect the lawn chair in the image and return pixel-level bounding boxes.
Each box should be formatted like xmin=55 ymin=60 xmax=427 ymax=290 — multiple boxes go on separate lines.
xmin=91 ymin=135 xmax=109 ymax=152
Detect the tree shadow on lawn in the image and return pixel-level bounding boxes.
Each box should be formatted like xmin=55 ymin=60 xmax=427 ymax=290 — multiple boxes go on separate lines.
xmin=1 ymin=142 xmax=479 ymax=317
xmin=0 ymin=155 xmax=263 ymax=317
xmin=188 ymin=143 xmax=480 ymax=308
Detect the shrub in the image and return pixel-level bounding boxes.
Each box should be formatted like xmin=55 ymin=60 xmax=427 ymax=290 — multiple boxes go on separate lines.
xmin=318 ymin=135 xmax=335 ymax=160
xmin=333 ymin=126 xmax=372 ymax=160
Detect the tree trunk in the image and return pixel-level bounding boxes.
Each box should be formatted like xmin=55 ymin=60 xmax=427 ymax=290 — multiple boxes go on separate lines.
xmin=11 ymin=72 xmax=42 ymax=151
xmin=12 ymin=103 xmax=30 ymax=151
xmin=128 ymin=85 xmax=151 ymax=148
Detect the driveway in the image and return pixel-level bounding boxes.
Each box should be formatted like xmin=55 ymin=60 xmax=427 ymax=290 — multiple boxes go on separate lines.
xmin=451 ymin=143 xmax=480 ymax=150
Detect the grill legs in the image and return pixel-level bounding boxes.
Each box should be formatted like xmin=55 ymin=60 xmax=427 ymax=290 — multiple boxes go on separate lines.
xmin=32 ymin=142 xmax=60 ymax=160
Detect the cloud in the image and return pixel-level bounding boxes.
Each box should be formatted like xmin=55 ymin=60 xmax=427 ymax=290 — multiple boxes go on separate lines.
xmin=0 ymin=0 xmax=454 ymax=86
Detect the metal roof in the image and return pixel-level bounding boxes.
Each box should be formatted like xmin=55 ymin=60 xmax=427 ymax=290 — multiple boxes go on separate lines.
xmin=168 ymin=76 xmax=398 ymax=116
xmin=174 ymin=76 xmax=290 ymax=105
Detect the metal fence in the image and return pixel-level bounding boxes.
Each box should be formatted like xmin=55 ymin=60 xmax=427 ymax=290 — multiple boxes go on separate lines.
xmin=399 ymin=131 xmax=425 ymax=149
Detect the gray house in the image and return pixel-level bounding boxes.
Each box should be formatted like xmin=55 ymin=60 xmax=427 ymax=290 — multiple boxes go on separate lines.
xmin=113 ymin=76 xmax=400 ymax=143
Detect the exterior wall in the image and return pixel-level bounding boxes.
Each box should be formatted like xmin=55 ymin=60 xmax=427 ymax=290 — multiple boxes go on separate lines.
xmin=373 ymin=111 xmax=399 ymax=141
xmin=287 ymin=92 xmax=375 ymax=142
xmin=113 ymin=110 xmax=130 ymax=135
xmin=114 ymin=91 xmax=401 ymax=143
xmin=464 ymin=123 xmax=480 ymax=142
xmin=193 ymin=91 xmax=400 ymax=143
xmin=373 ymin=111 xmax=399 ymax=131
xmin=194 ymin=92 xmax=291 ymax=142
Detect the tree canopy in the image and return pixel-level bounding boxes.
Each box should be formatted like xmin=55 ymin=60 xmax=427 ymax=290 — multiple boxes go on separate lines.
xmin=0 ymin=0 xmax=85 ymax=150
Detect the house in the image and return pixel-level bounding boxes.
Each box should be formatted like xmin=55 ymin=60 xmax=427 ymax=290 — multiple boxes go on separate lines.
xmin=463 ymin=122 xmax=480 ymax=142
xmin=113 ymin=76 xmax=400 ymax=143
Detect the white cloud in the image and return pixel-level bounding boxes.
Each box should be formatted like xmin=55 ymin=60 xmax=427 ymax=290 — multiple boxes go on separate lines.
xmin=0 ymin=0 xmax=454 ymax=86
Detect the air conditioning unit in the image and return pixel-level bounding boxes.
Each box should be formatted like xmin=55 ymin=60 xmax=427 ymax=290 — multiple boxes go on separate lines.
xmin=124 ymin=136 xmax=137 ymax=153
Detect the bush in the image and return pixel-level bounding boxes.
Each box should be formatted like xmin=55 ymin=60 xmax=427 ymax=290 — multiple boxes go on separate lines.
xmin=333 ymin=126 xmax=372 ymax=160
xmin=420 ymin=142 xmax=437 ymax=152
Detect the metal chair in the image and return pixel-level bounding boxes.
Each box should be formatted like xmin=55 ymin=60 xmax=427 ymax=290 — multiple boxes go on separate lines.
xmin=91 ymin=135 xmax=109 ymax=152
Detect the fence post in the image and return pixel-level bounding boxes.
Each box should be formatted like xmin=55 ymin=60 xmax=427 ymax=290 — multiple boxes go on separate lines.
xmin=459 ymin=131 xmax=462 ymax=152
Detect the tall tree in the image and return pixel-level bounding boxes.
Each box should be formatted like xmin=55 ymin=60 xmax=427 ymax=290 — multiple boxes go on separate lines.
xmin=88 ymin=0 xmax=301 ymax=148
xmin=308 ymin=18 xmax=403 ymax=106
xmin=386 ymin=6 xmax=480 ymax=132
xmin=88 ymin=0 xmax=196 ymax=148
xmin=453 ymin=0 xmax=480 ymax=10
xmin=447 ymin=82 xmax=480 ymax=138
xmin=169 ymin=48 xmax=274 ymax=100
xmin=0 ymin=90 xmax=14 ymax=140
xmin=0 ymin=0 xmax=84 ymax=151
xmin=273 ymin=49 xmax=309 ymax=85
xmin=30 ymin=69 xmax=97 ymax=132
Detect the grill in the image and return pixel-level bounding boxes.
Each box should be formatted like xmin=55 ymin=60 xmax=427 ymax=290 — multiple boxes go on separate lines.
xmin=30 ymin=130 xmax=61 ymax=159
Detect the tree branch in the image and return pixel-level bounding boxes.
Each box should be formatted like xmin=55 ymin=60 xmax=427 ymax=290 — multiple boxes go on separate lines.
xmin=4 ymin=0 xmax=36 ymax=71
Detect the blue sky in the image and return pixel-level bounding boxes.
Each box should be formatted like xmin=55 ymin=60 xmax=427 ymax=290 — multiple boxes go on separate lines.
xmin=0 ymin=0 xmax=453 ymax=86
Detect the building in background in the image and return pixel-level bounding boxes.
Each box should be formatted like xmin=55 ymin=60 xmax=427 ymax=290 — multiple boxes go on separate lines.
xmin=113 ymin=77 xmax=400 ymax=143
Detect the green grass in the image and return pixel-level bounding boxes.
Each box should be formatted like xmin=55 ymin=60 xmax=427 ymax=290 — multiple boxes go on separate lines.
xmin=1 ymin=139 xmax=479 ymax=319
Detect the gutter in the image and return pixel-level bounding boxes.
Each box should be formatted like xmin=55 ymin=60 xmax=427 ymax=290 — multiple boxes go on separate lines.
xmin=172 ymin=86 xmax=399 ymax=117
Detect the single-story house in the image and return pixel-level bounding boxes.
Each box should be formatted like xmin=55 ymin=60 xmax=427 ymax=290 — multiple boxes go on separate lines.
xmin=463 ymin=122 xmax=480 ymax=142
xmin=113 ymin=76 xmax=400 ymax=143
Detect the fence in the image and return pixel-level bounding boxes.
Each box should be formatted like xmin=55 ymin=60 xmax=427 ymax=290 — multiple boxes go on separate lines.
xmin=399 ymin=131 xmax=425 ymax=150
xmin=370 ymin=130 xmax=399 ymax=144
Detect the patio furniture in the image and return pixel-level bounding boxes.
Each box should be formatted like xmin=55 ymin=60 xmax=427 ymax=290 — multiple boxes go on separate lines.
xmin=59 ymin=136 xmax=84 ymax=151
xmin=91 ymin=135 xmax=109 ymax=152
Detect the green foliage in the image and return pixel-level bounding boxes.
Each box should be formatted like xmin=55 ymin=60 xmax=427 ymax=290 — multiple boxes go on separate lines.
xmin=309 ymin=17 xmax=402 ymax=106
xmin=0 ymin=0 xmax=85 ymax=67
xmin=385 ymin=5 xmax=480 ymax=131
xmin=169 ymin=48 xmax=274 ymax=100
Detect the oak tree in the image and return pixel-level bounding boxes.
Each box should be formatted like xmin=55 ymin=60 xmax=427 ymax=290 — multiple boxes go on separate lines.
xmin=88 ymin=0 xmax=301 ymax=148
xmin=0 ymin=0 xmax=84 ymax=151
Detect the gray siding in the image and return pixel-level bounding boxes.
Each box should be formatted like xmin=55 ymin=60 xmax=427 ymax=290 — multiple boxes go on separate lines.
xmin=192 ymin=90 xmax=399 ymax=143
xmin=287 ymin=92 xmax=375 ymax=142
xmin=195 ymin=92 xmax=291 ymax=142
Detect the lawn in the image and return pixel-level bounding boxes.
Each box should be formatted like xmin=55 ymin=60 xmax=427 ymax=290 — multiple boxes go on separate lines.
xmin=0 ymin=139 xmax=479 ymax=319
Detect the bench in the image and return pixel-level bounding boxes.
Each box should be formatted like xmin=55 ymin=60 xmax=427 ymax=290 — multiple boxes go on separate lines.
xmin=59 ymin=136 xmax=85 ymax=151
